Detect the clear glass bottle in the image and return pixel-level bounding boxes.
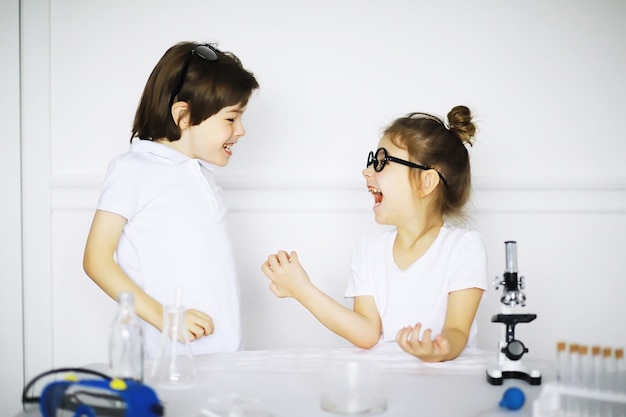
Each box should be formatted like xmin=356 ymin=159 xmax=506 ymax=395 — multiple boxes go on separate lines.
xmin=109 ymin=292 xmax=143 ymax=381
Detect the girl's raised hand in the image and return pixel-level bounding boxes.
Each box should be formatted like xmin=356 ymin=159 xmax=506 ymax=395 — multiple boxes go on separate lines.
xmin=261 ymin=250 xmax=312 ymax=299
xmin=396 ymin=322 xmax=451 ymax=362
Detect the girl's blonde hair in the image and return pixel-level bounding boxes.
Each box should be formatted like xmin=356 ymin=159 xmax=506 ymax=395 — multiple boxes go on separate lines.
xmin=384 ymin=105 xmax=477 ymax=220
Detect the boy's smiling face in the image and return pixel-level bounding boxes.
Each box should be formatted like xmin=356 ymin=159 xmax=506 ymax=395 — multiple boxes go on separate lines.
xmin=177 ymin=103 xmax=248 ymax=166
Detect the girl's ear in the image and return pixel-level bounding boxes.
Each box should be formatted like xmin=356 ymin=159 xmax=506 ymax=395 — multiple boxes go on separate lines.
xmin=420 ymin=169 xmax=441 ymax=197
xmin=171 ymin=102 xmax=190 ymax=129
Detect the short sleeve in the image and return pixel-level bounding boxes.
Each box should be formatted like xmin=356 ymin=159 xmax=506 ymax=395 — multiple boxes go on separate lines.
xmin=447 ymin=231 xmax=489 ymax=293
xmin=96 ymin=157 xmax=139 ymax=221
xmin=345 ymin=237 xmax=375 ymax=298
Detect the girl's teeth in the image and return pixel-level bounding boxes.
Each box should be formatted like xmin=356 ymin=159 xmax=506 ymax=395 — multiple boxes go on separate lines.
xmin=369 ymin=188 xmax=383 ymax=204
xmin=224 ymin=144 xmax=232 ymax=152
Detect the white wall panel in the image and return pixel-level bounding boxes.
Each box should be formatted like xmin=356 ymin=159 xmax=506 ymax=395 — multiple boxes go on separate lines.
xmin=21 ymin=0 xmax=54 ymax=402
xmin=49 ymin=178 xmax=626 ymax=367
xmin=51 ymin=210 xmax=118 ymax=368
xmin=1 ymin=1 xmax=24 ymax=415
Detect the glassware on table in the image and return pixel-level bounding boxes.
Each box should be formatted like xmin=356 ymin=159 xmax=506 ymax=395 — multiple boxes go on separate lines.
xmin=150 ymin=303 xmax=196 ymax=385
xmin=320 ymin=360 xmax=387 ymax=415
xmin=109 ymin=291 xmax=143 ymax=381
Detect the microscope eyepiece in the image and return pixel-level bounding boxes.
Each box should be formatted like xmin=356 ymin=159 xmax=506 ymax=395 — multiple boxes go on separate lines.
xmin=505 ymin=241 xmax=517 ymax=273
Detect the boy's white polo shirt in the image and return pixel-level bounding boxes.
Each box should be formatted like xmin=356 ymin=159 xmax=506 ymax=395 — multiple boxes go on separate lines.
xmin=98 ymin=140 xmax=241 ymax=358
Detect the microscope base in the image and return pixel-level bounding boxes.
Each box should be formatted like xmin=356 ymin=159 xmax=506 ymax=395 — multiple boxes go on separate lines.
xmin=486 ymin=366 xmax=542 ymax=386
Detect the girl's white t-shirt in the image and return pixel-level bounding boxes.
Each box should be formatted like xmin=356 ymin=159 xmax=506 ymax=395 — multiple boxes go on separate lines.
xmin=345 ymin=224 xmax=488 ymax=348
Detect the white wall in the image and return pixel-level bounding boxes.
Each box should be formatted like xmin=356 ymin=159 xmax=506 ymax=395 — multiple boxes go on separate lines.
xmin=48 ymin=0 xmax=626 ymax=181
xmin=14 ymin=1 xmax=626 ymax=412
xmin=1 ymin=1 xmax=24 ymax=414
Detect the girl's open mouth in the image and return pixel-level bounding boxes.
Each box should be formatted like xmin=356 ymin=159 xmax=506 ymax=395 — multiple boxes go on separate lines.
xmin=369 ymin=187 xmax=383 ymax=206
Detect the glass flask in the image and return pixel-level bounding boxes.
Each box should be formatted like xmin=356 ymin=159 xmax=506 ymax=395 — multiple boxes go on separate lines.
xmin=150 ymin=304 xmax=196 ymax=385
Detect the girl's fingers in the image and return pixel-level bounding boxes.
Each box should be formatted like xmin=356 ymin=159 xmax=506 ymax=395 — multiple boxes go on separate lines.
xmin=409 ymin=323 xmax=422 ymax=344
xmin=422 ymin=328 xmax=432 ymax=343
xmin=396 ymin=326 xmax=410 ymax=344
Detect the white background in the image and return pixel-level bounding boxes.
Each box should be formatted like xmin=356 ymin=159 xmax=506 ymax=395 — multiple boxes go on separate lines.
xmin=3 ymin=0 xmax=626 ymax=414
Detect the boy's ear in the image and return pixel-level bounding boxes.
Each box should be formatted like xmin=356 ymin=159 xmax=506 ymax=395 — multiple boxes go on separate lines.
xmin=171 ymin=102 xmax=190 ymax=129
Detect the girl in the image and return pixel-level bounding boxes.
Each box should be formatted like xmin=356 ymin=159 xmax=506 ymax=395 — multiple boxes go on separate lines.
xmin=84 ymin=41 xmax=259 ymax=358
xmin=261 ymin=106 xmax=488 ymax=362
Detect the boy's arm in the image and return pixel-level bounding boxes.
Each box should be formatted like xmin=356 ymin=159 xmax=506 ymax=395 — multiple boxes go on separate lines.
xmin=261 ymin=250 xmax=381 ymax=348
xmin=83 ymin=209 xmax=164 ymax=331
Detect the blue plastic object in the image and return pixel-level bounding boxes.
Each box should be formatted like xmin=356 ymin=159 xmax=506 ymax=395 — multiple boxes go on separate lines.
xmin=40 ymin=378 xmax=163 ymax=417
xmin=499 ymin=387 xmax=525 ymax=410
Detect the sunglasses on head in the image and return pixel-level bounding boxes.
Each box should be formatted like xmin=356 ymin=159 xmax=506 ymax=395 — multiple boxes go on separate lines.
xmin=168 ymin=44 xmax=220 ymax=108
xmin=366 ymin=147 xmax=449 ymax=188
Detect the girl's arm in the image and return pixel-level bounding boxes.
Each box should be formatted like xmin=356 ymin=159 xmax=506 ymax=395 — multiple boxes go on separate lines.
xmin=396 ymin=287 xmax=483 ymax=362
xmin=261 ymin=250 xmax=381 ymax=348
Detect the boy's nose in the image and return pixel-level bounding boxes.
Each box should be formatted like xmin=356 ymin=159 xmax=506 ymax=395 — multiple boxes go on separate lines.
xmin=235 ymin=121 xmax=246 ymax=137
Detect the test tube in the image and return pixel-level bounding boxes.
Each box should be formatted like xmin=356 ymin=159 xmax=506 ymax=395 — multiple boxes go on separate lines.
xmin=590 ymin=345 xmax=602 ymax=417
xmin=603 ymin=347 xmax=616 ymax=391
xmin=556 ymin=341 xmax=568 ymax=383
xmin=556 ymin=341 xmax=569 ymax=415
xmin=616 ymin=348 xmax=625 ymax=393
xmin=601 ymin=347 xmax=615 ymax=417
xmin=579 ymin=345 xmax=591 ymax=416
xmin=566 ymin=344 xmax=581 ymax=416
xmin=614 ymin=348 xmax=625 ymax=416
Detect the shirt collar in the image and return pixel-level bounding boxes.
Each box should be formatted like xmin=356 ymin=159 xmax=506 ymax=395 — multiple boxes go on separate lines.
xmin=130 ymin=139 xmax=217 ymax=171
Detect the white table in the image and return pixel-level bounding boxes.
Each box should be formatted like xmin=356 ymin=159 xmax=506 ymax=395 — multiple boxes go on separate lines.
xmin=19 ymin=345 xmax=552 ymax=417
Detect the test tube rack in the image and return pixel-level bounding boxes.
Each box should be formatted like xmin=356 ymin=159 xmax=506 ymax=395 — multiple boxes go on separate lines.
xmin=532 ymin=382 xmax=626 ymax=417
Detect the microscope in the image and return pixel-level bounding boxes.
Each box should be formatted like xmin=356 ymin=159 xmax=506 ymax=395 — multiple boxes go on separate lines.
xmin=486 ymin=241 xmax=542 ymax=385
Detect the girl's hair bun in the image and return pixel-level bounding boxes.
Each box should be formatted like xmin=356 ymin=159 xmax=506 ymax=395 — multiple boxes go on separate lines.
xmin=447 ymin=105 xmax=476 ymax=147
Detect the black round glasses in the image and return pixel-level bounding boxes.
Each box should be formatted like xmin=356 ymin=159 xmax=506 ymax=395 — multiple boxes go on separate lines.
xmin=366 ymin=147 xmax=449 ymax=188
xmin=168 ymin=44 xmax=220 ymax=108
